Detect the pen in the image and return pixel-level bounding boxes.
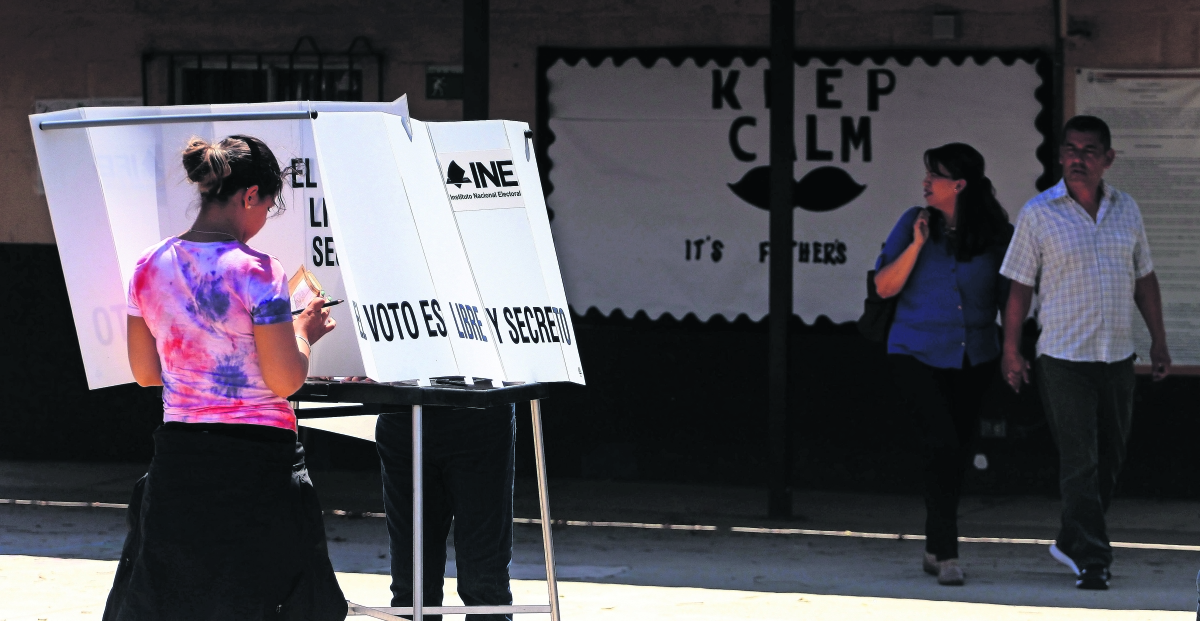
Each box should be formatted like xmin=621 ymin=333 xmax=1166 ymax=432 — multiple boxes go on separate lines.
xmin=292 ymin=299 xmax=345 ymax=315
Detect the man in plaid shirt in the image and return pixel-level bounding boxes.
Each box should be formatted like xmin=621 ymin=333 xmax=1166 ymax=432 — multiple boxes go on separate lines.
xmin=1000 ymin=115 xmax=1171 ymax=591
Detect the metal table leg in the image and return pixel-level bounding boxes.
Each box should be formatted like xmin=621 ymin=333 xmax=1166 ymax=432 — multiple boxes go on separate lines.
xmin=347 ymin=400 xmax=559 ymax=620
xmin=531 ymin=399 xmax=562 ymax=621
xmin=412 ymin=404 xmax=423 ymax=620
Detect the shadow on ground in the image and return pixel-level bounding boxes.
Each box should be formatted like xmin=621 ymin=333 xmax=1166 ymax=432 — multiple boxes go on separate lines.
xmin=2 ymin=463 xmax=1198 ymax=612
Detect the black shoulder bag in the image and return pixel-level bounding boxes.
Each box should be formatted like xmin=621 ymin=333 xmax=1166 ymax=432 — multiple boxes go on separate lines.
xmin=857 ymin=269 xmax=897 ymax=343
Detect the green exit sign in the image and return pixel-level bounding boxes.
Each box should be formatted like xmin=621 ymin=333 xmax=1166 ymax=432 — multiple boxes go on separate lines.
xmin=426 ymin=65 xmax=463 ymax=100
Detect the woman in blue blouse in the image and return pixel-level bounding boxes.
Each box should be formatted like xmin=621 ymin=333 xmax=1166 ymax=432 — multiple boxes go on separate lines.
xmin=875 ymin=143 xmax=1012 ymax=586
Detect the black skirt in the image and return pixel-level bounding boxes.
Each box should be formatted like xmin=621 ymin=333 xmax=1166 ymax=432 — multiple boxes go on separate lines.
xmin=103 ymin=424 xmax=347 ymax=621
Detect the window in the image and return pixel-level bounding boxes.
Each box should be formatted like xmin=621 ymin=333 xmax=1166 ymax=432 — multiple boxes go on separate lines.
xmin=142 ymin=37 xmax=383 ymax=105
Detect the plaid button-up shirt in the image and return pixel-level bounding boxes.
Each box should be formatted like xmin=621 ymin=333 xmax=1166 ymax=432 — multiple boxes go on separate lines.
xmin=1000 ymin=179 xmax=1154 ymax=363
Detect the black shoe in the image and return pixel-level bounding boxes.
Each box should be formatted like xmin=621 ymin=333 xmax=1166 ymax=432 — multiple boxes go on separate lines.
xmin=1076 ymin=565 xmax=1110 ymax=590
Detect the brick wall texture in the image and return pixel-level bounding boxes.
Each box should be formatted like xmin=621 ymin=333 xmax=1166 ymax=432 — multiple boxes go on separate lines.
xmin=5 ymin=1 xmax=1200 ymax=243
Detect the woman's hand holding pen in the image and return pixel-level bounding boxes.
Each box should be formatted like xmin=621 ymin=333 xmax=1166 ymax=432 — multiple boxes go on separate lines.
xmin=293 ymin=296 xmax=337 ymax=347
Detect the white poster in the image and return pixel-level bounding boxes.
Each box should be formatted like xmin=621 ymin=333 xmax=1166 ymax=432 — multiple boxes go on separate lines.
xmin=545 ymin=53 xmax=1048 ymax=322
xmin=1077 ymin=69 xmax=1200 ymax=368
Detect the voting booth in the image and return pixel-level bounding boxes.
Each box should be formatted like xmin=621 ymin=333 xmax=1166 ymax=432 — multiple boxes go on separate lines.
xmin=31 ymin=98 xmax=582 ymax=620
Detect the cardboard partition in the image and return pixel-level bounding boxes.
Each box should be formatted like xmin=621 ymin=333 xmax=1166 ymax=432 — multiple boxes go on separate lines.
xmin=428 ymin=120 xmax=586 ymax=384
xmin=32 ymin=100 xmax=584 ymax=389
xmin=311 ymin=113 xmax=585 ymax=384
xmin=31 ymin=107 xmax=134 ymax=387
xmin=310 ymin=112 xmax=489 ymax=381
xmin=31 ymin=100 xmax=409 ymax=388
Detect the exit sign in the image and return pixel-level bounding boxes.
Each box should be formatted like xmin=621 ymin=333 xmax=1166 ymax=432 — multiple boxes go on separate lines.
xmin=426 ymin=65 xmax=463 ymax=100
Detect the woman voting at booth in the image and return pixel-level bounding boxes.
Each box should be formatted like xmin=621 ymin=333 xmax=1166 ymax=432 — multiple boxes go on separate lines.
xmin=104 ymin=136 xmax=347 ymax=620
xmin=874 ymin=143 xmax=1012 ymax=586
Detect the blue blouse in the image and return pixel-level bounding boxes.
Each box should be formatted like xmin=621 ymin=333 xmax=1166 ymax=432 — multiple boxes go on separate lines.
xmin=876 ymin=207 xmax=1010 ymax=369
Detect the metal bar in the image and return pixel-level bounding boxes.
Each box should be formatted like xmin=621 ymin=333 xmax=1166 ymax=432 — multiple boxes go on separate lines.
xmin=290 ymin=380 xmax=552 ymax=408
xmin=1052 ymin=0 xmax=1066 ymax=182
xmin=463 ymin=0 xmax=490 ymax=120
xmin=347 ymin=604 xmax=401 ymax=620
xmin=531 ymin=399 xmax=562 ymax=621
xmin=349 ymin=605 xmax=553 ymax=616
xmin=318 ymin=52 xmax=325 ymax=100
xmin=411 ymin=404 xmax=423 ymax=621
xmin=293 ymin=404 xmax=381 ymax=419
xmin=140 ymin=53 xmax=149 ymax=106
xmin=39 ymin=110 xmax=316 ymax=131
xmin=767 ymin=0 xmax=795 ymax=519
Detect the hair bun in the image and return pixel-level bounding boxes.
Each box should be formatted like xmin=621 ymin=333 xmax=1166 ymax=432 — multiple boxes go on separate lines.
xmin=181 ymin=136 xmax=232 ymax=197
xmin=179 ymin=134 xmax=286 ymax=211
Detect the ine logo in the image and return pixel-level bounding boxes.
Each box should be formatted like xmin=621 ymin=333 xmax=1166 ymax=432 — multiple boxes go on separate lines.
xmin=439 ymin=149 xmax=527 ymax=210
xmin=445 ymin=161 xmax=472 ymax=188
xmin=445 ymin=159 xmax=520 ymax=189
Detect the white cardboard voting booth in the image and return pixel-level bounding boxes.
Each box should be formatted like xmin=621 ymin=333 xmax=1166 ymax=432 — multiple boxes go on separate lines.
xmin=32 ymin=100 xmax=580 ymax=621
xmin=30 ymin=99 xmax=584 ymax=390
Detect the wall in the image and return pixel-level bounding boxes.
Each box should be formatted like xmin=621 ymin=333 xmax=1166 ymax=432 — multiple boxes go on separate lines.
xmin=6 ymin=2 xmax=1200 ymax=495
xmin=0 ymin=0 xmax=1062 ymax=244
xmin=13 ymin=1 xmax=1200 ymax=243
xmin=1062 ymin=1 xmax=1200 ymax=116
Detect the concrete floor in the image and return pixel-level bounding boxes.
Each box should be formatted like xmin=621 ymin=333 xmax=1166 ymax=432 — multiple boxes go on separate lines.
xmin=2 ymin=461 xmax=1199 ymax=619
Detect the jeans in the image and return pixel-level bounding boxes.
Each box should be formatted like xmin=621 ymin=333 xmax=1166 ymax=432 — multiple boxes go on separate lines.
xmin=376 ymin=405 xmax=516 ymax=621
xmin=1036 ymin=355 xmax=1135 ymax=569
xmin=890 ymin=354 xmax=996 ymax=561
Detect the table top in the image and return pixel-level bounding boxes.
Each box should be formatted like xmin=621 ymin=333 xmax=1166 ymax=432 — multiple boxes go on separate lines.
xmin=291 ymin=378 xmax=552 ymax=412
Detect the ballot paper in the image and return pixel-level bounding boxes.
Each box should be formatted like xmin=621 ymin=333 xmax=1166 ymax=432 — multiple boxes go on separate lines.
xmin=288 ymin=265 xmax=326 ymax=313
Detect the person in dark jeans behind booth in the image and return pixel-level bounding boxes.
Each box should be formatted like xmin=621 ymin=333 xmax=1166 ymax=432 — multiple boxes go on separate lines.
xmin=1001 ymin=116 xmax=1171 ymax=590
xmin=875 ymin=143 xmax=1012 ymax=586
xmin=376 ymin=404 xmax=517 ymax=621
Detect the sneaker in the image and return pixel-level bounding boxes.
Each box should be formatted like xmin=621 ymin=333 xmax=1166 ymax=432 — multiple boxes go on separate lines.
xmin=922 ymin=552 xmax=938 ymax=576
xmin=1049 ymin=544 xmax=1081 ymax=576
xmin=937 ymin=558 xmax=965 ymax=586
xmin=1077 ymin=565 xmax=1110 ymax=590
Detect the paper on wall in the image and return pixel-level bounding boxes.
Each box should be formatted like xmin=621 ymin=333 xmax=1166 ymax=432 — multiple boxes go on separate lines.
xmin=1077 ymin=69 xmax=1200 ymax=368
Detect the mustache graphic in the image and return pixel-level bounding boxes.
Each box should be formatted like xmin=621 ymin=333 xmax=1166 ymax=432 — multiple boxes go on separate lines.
xmin=728 ymin=166 xmax=866 ymax=212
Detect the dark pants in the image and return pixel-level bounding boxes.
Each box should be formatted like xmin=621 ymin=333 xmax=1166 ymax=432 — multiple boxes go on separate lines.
xmin=376 ymin=405 xmax=516 ymax=621
xmin=890 ymin=354 xmax=996 ymax=561
xmin=103 ymin=425 xmax=346 ymax=621
xmin=1036 ymin=354 xmax=1135 ymax=569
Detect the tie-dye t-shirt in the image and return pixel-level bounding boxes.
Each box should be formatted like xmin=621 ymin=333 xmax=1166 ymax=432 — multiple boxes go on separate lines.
xmin=127 ymin=238 xmax=296 ymax=431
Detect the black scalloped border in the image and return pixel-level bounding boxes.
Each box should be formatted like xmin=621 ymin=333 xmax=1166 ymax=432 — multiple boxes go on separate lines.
xmin=536 ymin=47 xmax=1056 ymax=326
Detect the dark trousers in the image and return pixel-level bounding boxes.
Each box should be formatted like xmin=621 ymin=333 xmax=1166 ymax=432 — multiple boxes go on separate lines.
xmin=890 ymin=354 xmax=996 ymax=561
xmin=1036 ymin=355 xmax=1135 ymax=569
xmin=376 ymin=405 xmax=516 ymax=621
xmin=103 ymin=426 xmax=346 ymax=621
